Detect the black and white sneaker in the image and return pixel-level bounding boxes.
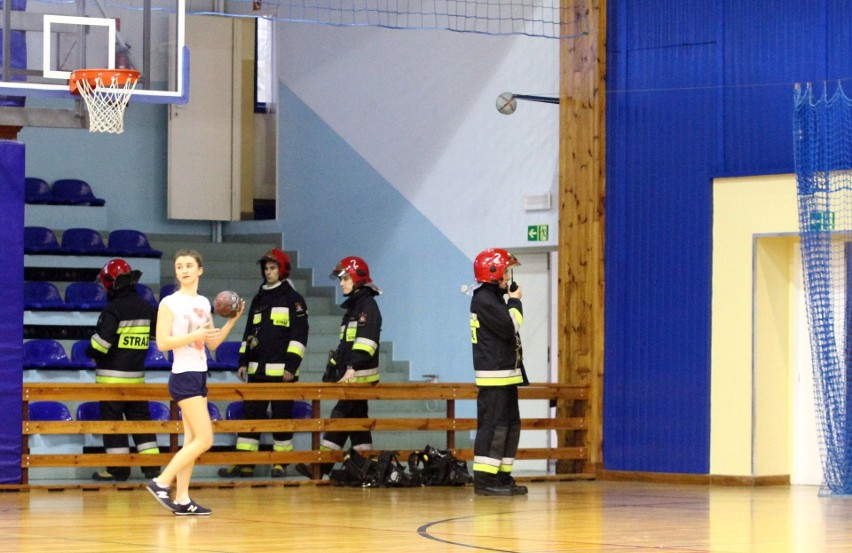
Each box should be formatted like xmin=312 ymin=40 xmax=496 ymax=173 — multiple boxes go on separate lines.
xmin=173 ymin=500 xmax=212 ymax=516
xmin=144 ymin=479 xmax=176 ymax=512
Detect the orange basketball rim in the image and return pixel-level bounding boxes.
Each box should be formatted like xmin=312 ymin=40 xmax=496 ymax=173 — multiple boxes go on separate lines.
xmin=69 ymin=68 xmax=140 ymax=95
xmin=68 ymin=68 xmax=141 ymax=134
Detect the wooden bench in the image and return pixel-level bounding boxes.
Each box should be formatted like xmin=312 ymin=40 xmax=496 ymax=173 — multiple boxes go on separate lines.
xmin=20 ymin=382 xmax=590 ymax=486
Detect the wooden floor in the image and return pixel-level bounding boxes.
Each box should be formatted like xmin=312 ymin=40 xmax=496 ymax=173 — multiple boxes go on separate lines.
xmin=0 ymin=479 xmax=850 ymax=552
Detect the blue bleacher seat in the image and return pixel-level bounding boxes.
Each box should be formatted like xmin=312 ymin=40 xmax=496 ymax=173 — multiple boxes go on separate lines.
xmin=75 ymin=401 xmax=102 ymax=451
xmin=24 ymin=281 xmax=70 ymax=310
xmin=144 ymin=344 xmax=172 ymax=370
xmin=293 ymin=401 xmax=312 ymax=419
xmin=225 ymin=401 xmax=245 ymax=420
xmin=60 ymin=227 xmax=112 ymax=255
xmin=25 ymin=178 xmax=58 ymax=204
xmin=23 ymin=339 xmax=75 ymax=370
xmin=76 ymin=401 xmax=100 ymax=421
xmin=135 ymin=283 xmax=158 ymax=308
xmin=51 ymin=178 xmax=106 ymax=206
xmin=77 ymin=401 xmax=171 ymax=421
xmin=24 ymin=226 xmax=64 ymax=254
xmin=70 ymin=339 xmax=96 ymax=369
xmin=28 ymin=400 xmax=82 ymax=462
xmin=159 ymin=283 xmax=178 ymax=301
xmin=28 ymin=401 xmax=73 ymax=421
xmin=64 ymin=282 xmax=108 ymax=310
xmin=149 ymin=401 xmax=171 ymax=421
xmin=214 ymin=341 xmax=241 ymax=370
xmin=206 ymin=345 xmax=233 ymax=371
xmin=108 ymin=229 xmax=162 ymax=258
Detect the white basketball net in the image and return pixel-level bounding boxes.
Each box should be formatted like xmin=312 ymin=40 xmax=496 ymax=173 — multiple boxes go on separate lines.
xmin=76 ymin=74 xmax=138 ymax=134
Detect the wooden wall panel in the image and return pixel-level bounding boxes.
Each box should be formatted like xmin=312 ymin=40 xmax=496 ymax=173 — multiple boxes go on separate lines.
xmin=558 ymin=0 xmax=606 ymax=471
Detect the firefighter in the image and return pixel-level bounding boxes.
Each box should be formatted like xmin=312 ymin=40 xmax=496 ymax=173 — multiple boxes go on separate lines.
xmin=469 ymin=248 xmax=528 ymax=496
xmin=296 ymin=255 xmax=381 ymax=479
xmin=218 ymin=248 xmax=309 ymax=478
xmin=88 ymin=258 xmax=160 ymax=481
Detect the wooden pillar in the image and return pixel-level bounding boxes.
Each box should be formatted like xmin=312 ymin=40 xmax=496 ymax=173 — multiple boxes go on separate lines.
xmin=557 ymin=0 xmax=606 ymax=472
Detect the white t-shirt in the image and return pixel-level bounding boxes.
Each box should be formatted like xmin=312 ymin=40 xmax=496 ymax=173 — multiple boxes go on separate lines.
xmin=160 ymin=291 xmax=211 ymax=374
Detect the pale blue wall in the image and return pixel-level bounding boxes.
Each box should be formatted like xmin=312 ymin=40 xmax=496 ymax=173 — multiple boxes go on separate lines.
xmin=278 ymin=84 xmax=472 ymax=382
xmin=19 ymin=100 xmax=210 ymax=236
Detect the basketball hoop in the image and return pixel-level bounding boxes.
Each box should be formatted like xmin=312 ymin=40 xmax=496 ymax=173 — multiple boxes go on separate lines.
xmin=69 ymin=69 xmax=140 ymax=134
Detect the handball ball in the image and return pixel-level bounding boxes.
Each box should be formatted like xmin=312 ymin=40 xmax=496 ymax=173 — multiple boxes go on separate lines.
xmin=496 ymin=92 xmax=517 ymax=115
xmin=213 ymin=290 xmax=242 ymax=318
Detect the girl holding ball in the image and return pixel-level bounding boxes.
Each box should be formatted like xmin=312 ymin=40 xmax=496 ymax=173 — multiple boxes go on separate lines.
xmin=145 ymin=249 xmax=244 ymax=516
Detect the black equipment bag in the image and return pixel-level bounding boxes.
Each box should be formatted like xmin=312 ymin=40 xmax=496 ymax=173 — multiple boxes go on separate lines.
xmin=330 ymin=449 xmax=419 ymax=488
xmin=330 ymin=448 xmax=380 ymax=487
xmin=407 ymin=445 xmax=473 ymax=486
xmin=376 ymin=450 xmax=418 ymax=487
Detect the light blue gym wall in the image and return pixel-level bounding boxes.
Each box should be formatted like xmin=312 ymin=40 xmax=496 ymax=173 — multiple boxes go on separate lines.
xmin=276 ymin=23 xmax=560 ymax=383
xmin=278 ymin=83 xmax=472 ymax=382
xmin=19 ymin=101 xmax=210 ymax=236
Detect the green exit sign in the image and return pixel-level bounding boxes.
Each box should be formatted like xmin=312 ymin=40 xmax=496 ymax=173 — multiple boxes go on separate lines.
xmin=809 ymin=210 xmax=835 ymax=231
xmin=527 ymin=224 xmax=549 ymax=242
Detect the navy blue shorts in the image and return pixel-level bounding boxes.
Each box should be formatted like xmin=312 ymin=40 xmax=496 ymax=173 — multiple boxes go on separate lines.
xmin=168 ymin=371 xmax=208 ymax=402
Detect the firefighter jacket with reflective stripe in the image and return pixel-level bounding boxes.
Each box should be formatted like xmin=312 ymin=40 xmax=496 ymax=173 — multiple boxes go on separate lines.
xmin=88 ymin=286 xmax=156 ymax=383
xmin=330 ymin=286 xmax=381 ymax=383
xmin=239 ymin=280 xmax=309 ymax=381
xmin=470 ymin=283 xmax=525 ymax=387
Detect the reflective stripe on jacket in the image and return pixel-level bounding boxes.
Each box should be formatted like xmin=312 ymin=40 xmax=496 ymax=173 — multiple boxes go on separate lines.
xmin=89 ymin=286 xmax=156 ymax=382
xmin=470 ymin=283 xmax=524 ymax=387
xmin=332 ymin=286 xmax=381 ymax=383
xmin=240 ymin=280 xmax=309 ymax=381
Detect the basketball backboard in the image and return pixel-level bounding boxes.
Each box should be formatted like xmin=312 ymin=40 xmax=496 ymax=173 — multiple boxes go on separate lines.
xmin=0 ymin=0 xmax=186 ymax=104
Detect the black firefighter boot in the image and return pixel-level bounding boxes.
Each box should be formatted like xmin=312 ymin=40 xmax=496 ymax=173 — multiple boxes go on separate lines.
xmin=497 ymin=472 xmax=528 ymax=495
xmin=473 ymin=471 xmax=513 ymax=496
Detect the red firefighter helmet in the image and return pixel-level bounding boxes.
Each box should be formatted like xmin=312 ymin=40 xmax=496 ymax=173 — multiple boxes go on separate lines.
xmin=98 ymin=258 xmax=141 ymax=291
xmin=258 ymin=248 xmax=291 ymax=279
xmin=330 ymin=256 xmax=372 ymax=287
xmin=473 ymin=248 xmax=519 ymax=284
